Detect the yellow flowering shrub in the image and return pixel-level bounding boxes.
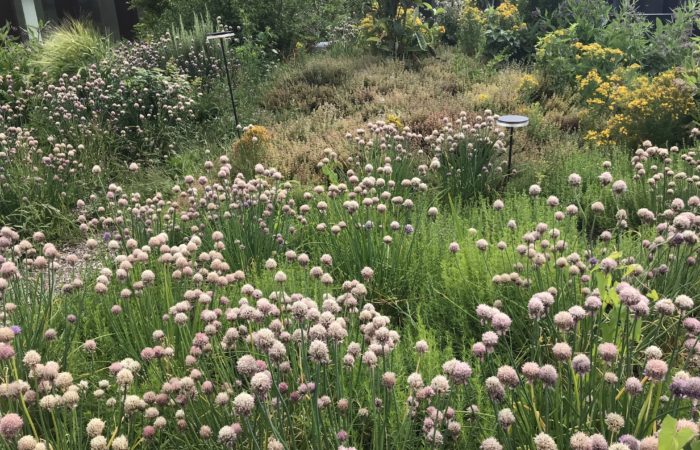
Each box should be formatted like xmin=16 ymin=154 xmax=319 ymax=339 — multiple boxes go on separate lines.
xmin=461 ymin=1 xmax=486 ymax=25
xmin=481 ymin=0 xmax=528 ymax=59
xmin=517 ymin=73 xmax=540 ymax=100
xmin=237 ymin=125 xmax=271 ymax=146
xmin=572 ymin=42 xmax=624 ymax=67
xmin=580 ymin=69 xmax=694 ymax=146
xmin=233 ymin=125 xmax=271 ymax=174
xmin=536 ymin=25 xmax=626 ymax=93
xmin=458 ymin=0 xmax=486 ymax=55
xmin=357 ymin=1 xmax=443 ymax=58
xmin=496 ymin=1 xmax=519 ymax=22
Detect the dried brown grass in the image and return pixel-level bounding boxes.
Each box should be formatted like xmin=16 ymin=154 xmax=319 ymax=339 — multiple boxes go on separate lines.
xmin=253 ymin=49 xmax=577 ymax=181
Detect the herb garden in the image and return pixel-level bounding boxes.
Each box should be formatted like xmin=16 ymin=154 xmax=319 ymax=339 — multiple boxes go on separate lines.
xmin=2 ymin=0 xmax=700 ymax=449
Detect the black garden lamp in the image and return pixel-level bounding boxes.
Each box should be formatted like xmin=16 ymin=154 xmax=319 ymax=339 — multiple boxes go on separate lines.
xmin=206 ymin=31 xmax=241 ymax=138
xmin=496 ymin=114 xmax=529 ymax=174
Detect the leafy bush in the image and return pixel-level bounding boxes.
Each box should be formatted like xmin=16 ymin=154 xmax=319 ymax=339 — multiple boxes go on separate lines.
xmin=131 ymin=0 xmax=353 ymax=55
xmin=552 ymin=0 xmax=613 ymax=43
xmin=457 ymin=0 xmax=486 ymax=56
xmin=539 ymin=0 xmax=698 ymax=84
xmin=583 ymin=0 xmax=649 ymax=65
xmin=357 ymin=1 xmax=444 ymax=58
xmin=32 ymin=19 xmax=109 ymax=79
xmin=482 ymin=0 xmax=529 ymax=60
xmin=436 ymin=0 xmax=464 ymax=45
xmin=0 ymin=24 xmax=35 ymax=82
xmin=535 ymin=25 xmax=626 ymax=93
xmin=580 ymin=68 xmax=694 ymax=146
xmin=531 ymin=0 xmax=700 ymax=146
xmin=243 ymin=0 xmax=353 ymax=55
xmin=644 ymin=0 xmax=700 ymax=72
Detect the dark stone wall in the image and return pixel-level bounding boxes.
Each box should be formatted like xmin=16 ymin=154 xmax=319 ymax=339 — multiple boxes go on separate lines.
xmin=1 ymin=1 xmax=22 ymax=37
xmin=637 ymin=0 xmax=681 ymax=13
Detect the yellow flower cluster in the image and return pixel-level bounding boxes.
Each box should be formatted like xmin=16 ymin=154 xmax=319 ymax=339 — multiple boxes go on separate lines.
xmin=397 ymin=6 xmax=423 ymax=26
xmin=359 ymin=14 xmax=374 ymax=30
xmin=573 ymin=42 xmax=624 ymax=63
xmin=496 ymin=1 xmax=519 ymax=20
xmin=235 ymin=125 xmax=271 ymax=150
xmin=582 ymin=70 xmax=694 ymax=146
xmin=576 ymin=69 xmax=603 ymax=91
xmin=460 ymin=1 xmax=486 ymax=25
xmin=386 ymin=113 xmax=403 ymax=128
xmin=491 ymin=0 xmax=525 ymax=30
xmin=357 ymin=2 xmax=442 ymax=49
xmin=537 ymin=28 xmax=568 ymax=49
xmin=518 ymin=73 xmax=540 ymax=98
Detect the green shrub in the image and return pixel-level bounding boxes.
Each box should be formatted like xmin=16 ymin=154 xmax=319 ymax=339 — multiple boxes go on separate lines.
xmin=357 ymin=0 xmax=444 ymax=59
xmin=535 ymin=25 xmax=626 ymax=94
xmin=437 ymin=0 xmax=463 ymax=45
xmin=580 ymin=68 xmax=694 ymax=147
xmin=457 ymin=0 xmax=486 ymax=56
xmin=131 ymin=0 xmax=353 ymax=55
xmin=482 ymin=0 xmax=529 ymax=60
xmin=544 ymin=0 xmax=698 ymax=80
xmin=595 ymin=0 xmax=650 ymax=63
xmin=130 ymin=0 xmax=241 ymax=37
xmin=643 ymin=0 xmax=700 ymax=72
xmin=0 ymin=23 xmax=36 ymax=81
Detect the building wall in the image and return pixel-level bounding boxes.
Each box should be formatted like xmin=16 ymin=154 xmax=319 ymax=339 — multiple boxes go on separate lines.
xmin=4 ymin=0 xmax=137 ymax=39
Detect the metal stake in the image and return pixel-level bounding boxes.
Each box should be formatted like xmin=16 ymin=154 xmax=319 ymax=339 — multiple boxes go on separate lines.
xmin=495 ymin=114 xmax=529 ymax=175
xmin=508 ymin=127 xmax=514 ymax=174
xmin=218 ymin=38 xmax=241 ymax=138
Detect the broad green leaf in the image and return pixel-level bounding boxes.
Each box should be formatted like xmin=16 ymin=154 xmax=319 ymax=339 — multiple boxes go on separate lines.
xmin=608 ymin=251 xmax=622 ymax=260
xmin=321 ymin=164 xmax=339 ymax=185
xmin=659 ymin=415 xmax=678 ymax=449
xmin=609 ymin=288 xmax=620 ymax=306
xmin=633 ymin=317 xmax=642 ymax=342
xmin=601 ymin=305 xmax=621 ymax=343
xmin=659 ymin=415 xmax=695 ymax=450
xmin=595 ymin=271 xmax=607 ymax=300
xmin=415 ymin=32 xmax=427 ymax=50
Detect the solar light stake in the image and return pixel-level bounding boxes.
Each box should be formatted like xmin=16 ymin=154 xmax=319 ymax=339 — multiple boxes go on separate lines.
xmin=207 ymin=32 xmax=241 ymax=138
xmin=496 ymin=114 xmax=529 ymax=174
xmin=508 ymin=127 xmax=514 ymax=174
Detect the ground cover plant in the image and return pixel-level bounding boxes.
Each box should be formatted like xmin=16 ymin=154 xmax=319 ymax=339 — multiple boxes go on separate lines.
xmin=0 ymin=15 xmax=279 ymax=239
xmin=1 ymin=112 xmax=700 ymax=449
xmin=5 ymin=0 xmax=700 ymax=449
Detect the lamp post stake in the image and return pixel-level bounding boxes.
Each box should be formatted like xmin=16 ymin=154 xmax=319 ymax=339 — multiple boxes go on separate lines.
xmin=508 ymin=126 xmax=514 ymax=174
xmin=207 ymin=31 xmax=241 ymax=138
xmin=218 ymin=38 xmax=241 ymax=138
xmin=495 ymin=114 xmax=529 ymax=175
